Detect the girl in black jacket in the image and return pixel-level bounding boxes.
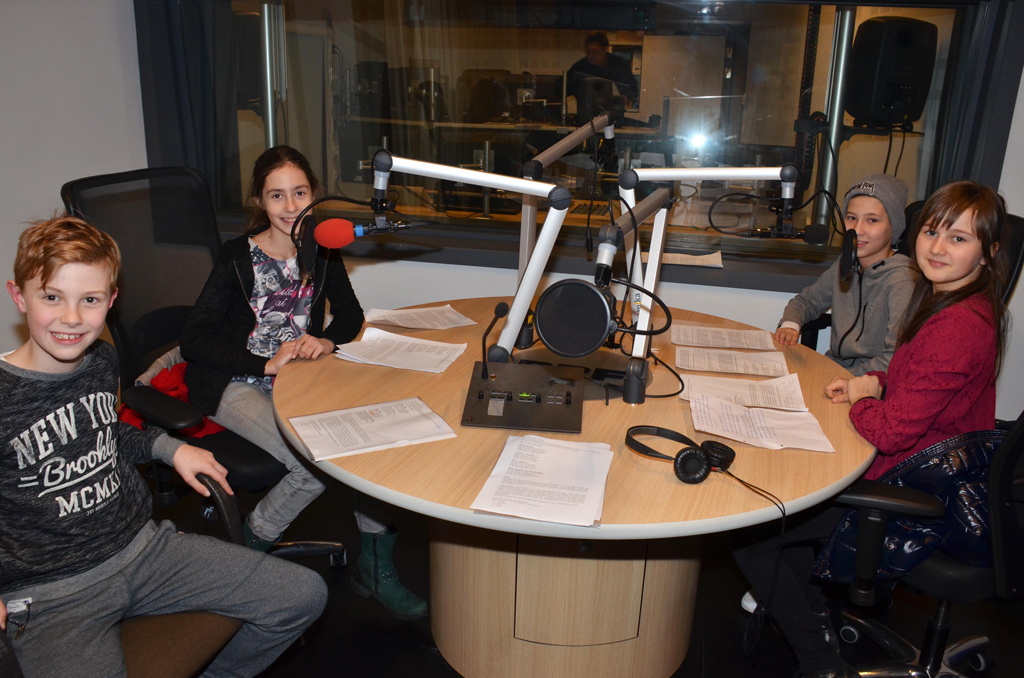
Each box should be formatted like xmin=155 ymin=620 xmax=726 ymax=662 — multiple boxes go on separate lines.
xmin=180 ymin=146 xmax=427 ymax=620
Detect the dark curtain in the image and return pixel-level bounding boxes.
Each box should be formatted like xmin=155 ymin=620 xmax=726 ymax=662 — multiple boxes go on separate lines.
xmin=929 ymin=0 xmax=1024 ymax=191
xmin=134 ymin=0 xmax=242 ymax=209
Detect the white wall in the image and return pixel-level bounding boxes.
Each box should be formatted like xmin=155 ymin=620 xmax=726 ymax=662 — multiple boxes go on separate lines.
xmin=996 ymin=75 xmax=1024 ymax=420
xmin=0 ymin=0 xmax=148 ymax=348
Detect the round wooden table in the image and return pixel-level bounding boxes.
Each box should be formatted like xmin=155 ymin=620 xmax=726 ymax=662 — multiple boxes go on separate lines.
xmin=274 ymin=297 xmax=874 ymax=678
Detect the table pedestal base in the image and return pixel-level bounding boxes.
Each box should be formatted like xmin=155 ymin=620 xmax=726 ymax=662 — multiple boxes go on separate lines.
xmin=429 ymin=520 xmax=702 ymax=678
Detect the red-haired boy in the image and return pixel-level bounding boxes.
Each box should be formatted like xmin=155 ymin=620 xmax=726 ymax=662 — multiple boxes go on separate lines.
xmin=1 ymin=216 xmax=326 ymax=677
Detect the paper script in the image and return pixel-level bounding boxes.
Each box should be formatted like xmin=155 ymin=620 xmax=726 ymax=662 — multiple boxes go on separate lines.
xmin=689 ymin=394 xmax=834 ymax=452
xmin=676 ymin=347 xmax=789 ymax=377
xmin=365 ymin=304 xmax=476 ymax=330
xmin=289 ymin=397 xmax=456 ymax=461
xmin=681 ymin=373 xmax=807 ymax=411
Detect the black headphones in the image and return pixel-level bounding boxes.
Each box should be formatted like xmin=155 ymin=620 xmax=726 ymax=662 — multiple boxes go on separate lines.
xmin=625 ymin=425 xmax=736 ymax=484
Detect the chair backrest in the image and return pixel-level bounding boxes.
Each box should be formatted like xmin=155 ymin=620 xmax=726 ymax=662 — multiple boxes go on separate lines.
xmin=988 ymin=410 xmax=1024 ymax=598
xmin=0 ymin=624 xmax=25 ymax=678
xmin=896 ymin=200 xmax=925 ymax=258
xmin=60 ymin=167 xmax=222 ymax=386
xmin=1001 ymin=213 xmax=1024 ymax=305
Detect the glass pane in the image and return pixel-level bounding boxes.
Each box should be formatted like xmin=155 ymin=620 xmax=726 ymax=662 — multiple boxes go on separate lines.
xmin=223 ymin=1 xmax=959 ymax=261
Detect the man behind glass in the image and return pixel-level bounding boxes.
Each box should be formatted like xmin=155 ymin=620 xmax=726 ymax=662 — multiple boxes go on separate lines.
xmin=567 ymin=32 xmax=639 ymax=108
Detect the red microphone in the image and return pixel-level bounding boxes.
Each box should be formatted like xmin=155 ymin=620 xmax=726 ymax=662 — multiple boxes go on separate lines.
xmin=314 ymin=218 xmax=356 ymax=249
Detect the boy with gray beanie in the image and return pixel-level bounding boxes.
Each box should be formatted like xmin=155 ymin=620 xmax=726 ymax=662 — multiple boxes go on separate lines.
xmin=775 ymin=173 xmax=919 ymax=375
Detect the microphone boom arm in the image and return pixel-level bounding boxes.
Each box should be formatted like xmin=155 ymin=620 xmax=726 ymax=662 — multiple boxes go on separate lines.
xmin=615 ymin=164 xmax=798 ymax=402
xmin=369 ymin=150 xmax=572 ymax=361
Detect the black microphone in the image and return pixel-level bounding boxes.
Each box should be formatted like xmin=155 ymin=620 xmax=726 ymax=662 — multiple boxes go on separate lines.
xmin=481 ymin=302 xmax=509 ymax=378
xmin=839 ymin=228 xmax=860 ymax=281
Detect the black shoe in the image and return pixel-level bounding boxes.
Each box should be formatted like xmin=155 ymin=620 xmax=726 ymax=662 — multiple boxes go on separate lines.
xmin=797 ymin=609 xmax=859 ymax=678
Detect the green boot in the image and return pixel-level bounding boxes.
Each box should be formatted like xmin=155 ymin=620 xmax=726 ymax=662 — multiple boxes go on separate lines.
xmin=349 ymin=526 xmax=428 ymax=621
xmin=243 ymin=515 xmax=280 ymax=552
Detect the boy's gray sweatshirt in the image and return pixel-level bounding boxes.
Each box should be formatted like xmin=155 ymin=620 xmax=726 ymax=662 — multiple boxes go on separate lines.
xmin=0 ymin=342 xmax=181 ymax=592
xmin=779 ymin=254 xmax=918 ymax=376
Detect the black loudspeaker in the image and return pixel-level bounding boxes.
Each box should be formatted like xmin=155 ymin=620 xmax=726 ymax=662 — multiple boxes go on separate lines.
xmin=845 ymin=17 xmax=937 ymax=128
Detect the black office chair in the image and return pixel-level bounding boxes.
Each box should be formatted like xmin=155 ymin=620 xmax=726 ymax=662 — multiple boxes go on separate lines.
xmin=800 ymin=210 xmax=1024 ymax=351
xmin=1 ymin=625 xmax=24 ymax=678
xmin=830 ymin=410 xmax=1024 ymax=676
xmin=60 ymin=167 xmax=345 ymax=564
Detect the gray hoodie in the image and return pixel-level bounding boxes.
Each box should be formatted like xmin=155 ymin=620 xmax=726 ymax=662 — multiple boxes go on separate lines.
xmin=779 ymin=254 xmax=918 ymax=375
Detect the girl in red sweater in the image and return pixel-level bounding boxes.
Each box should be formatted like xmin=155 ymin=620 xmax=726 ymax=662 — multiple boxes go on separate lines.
xmin=826 ymin=181 xmax=1009 ymax=477
xmin=734 ymin=181 xmax=1009 ymax=678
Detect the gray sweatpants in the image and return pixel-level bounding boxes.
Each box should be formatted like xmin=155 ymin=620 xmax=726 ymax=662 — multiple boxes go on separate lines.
xmin=5 ymin=520 xmax=327 ymax=678
xmin=211 ymin=381 xmax=327 ymax=541
xmin=212 ymin=381 xmax=389 ymax=540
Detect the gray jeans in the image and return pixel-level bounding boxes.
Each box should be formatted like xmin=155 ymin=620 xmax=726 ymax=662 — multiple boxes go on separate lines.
xmin=211 ymin=381 xmax=326 ymax=541
xmin=6 ymin=520 xmax=327 ymax=678
xmin=212 ymin=381 xmax=389 ymax=539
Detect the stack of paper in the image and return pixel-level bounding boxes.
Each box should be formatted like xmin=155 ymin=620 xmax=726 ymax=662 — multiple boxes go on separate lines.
xmin=335 ymin=327 xmax=466 ymax=373
xmin=671 ymin=324 xmax=775 ymax=350
xmin=689 ymin=393 xmax=834 ymax=453
xmin=471 ymin=435 xmax=614 ymax=527
xmin=365 ymin=304 xmax=476 ymax=330
xmin=681 ymin=373 xmax=808 ymax=411
xmin=289 ymin=397 xmax=456 ymax=461
xmin=676 ymin=347 xmax=789 ymax=377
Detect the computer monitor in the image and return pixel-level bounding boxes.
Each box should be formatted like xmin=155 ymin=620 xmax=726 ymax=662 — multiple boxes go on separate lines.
xmin=575 ymin=77 xmax=625 ymax=124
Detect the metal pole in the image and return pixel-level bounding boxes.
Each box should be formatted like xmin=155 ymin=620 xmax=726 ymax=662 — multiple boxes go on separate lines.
xmin=482 ymin=140 xmax=491 ymax=218
xmin=518 ymin=196 xmax=537 ymax=285
xmin=260 ymin=3 xmax=277 ymax=148
xmin=428 ymin=67 xmax=436 ymax=122
xmin=561 ymin=71 xmax=569 ymax=124
xmin=814 ymin=6 xmax=857 ymax=227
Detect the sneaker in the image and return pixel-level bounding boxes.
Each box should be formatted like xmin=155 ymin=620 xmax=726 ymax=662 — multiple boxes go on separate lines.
xmin=741 ymin=589 xmax=759 ymax=613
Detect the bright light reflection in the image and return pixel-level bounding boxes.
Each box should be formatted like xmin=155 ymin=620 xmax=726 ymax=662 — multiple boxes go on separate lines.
xmin=691 ymin=134 xmax=707 ymax=148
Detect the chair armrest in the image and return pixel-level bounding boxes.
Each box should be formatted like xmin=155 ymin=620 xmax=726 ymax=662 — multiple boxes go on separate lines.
xmin=835 ymin=479 xmax=946 ymax=518
xmin=799 ymin=313 xmax=832 ymax=349
xmin=196 ymin=473 xmax=244 ymax=546
xmin=122 ymin=385 xmax=203 ymax=431
xmin=1 ymin=622 xmax=26 ymax=678
xmin=835 ymin=480 xmax=945 ymax=606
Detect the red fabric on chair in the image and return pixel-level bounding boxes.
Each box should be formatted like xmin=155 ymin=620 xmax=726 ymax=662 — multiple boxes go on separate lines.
xmin=119 ymin=363 xmax=226 ymax=438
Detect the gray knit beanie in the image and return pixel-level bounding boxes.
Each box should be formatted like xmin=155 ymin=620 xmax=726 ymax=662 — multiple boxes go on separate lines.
xmin=843 ymin=174 xmax=909 ymax=246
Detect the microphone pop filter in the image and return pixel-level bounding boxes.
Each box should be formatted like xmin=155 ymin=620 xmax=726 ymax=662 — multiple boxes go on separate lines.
xmin=315 ymin=218 xmax=356 ymax=249
xmin=839 ymin=228 xmax=859 ymax=281
xmin=494 ymin=302 xmax=509 ymax=318
xmin=535 ymin=279 xmax=616 ymax=358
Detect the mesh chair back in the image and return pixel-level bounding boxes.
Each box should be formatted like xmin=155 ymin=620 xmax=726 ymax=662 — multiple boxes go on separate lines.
xmin=60 ymin=168 xmax=223 ymax=386
xmin=989 ymin=410 xmax=1024 ymax=598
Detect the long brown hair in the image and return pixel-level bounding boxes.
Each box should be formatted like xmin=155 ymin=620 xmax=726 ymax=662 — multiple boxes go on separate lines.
xmin=244 ymin=145 xmax=323 ymax=235
xmin=897 ymin=181 xmax=1009 ymax=373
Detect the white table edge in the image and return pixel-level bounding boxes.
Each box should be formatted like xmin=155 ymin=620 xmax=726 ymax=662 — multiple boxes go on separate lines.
xmin=277 ymin=409 xmax=876 ymax=540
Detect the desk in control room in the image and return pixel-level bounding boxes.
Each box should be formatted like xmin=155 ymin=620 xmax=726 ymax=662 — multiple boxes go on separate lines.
xmin=274 ymin=297 xmax=874 ymax=678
